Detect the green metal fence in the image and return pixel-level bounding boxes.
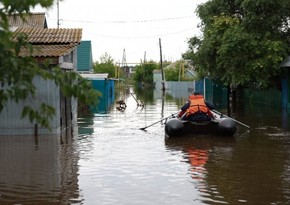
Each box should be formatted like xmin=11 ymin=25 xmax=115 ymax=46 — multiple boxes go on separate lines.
xmin=243 ymin=88 xmax=281 ymax=107
xmin=204 ymin=78 xmax=228 ymax=108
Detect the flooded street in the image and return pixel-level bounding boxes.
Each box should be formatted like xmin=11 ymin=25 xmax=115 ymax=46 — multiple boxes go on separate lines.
xmin=1 ymin=87 xmax=290 ymax=204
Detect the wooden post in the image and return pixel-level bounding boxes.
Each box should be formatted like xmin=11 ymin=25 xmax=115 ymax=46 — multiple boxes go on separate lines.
xmin=34 ymin=123 xmax=39 ymax=148
xmin=34 ymin=123 xmax=38 ymax=137
xmin=178 ymin=64 xmax=181 ymax=81
xmin=159 ymin=38 xmax=165 ymax=91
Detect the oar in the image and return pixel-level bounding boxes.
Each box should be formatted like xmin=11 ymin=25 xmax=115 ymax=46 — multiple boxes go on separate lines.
xmin=130 ymin=93 xmax=139 ymax=104
xmin=140 ymin=112 xmax=178 ymax=130
xmin=212 ymin=109 xmax=250 ymax=129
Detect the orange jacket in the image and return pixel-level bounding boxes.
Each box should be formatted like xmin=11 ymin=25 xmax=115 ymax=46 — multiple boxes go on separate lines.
xmin=186 ymin=94 xmax=211 ymax=116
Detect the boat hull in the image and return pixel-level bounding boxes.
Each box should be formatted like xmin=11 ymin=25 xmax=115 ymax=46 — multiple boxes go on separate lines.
xmin=165 ymin=118 xmax=236 ymax=137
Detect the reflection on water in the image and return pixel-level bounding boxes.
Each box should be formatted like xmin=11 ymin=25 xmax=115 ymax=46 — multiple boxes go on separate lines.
xmin=1 ymin=86 xmax=290 ymax=204
xmin=165 ymin=136 xmax=237 ymax=204
xmin=0 ymin=133 xmax=81 ymax=204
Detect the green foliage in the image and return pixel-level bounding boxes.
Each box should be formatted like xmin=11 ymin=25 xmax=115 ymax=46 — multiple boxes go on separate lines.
xmin=21 ymin=103 xmax=55 ymax=129
xmin=164 ymin=60 xmax=194 ymax=81
xmin=133 ymin=61 xmax=158 ymax=84
xmin=184 ymin=0 xmax=290 ymax=89
xmin=1 ymin=0 xmax=53 ymax=14
xmin=48 ymin=67 xmax=100 ymax=106
xmin=164 ymin=66 xmax=179 ymax=81
xmin=93 ymin=52 xmax=116 ymax=78
xmin=0 ymin=0 xmax=100 ymax=128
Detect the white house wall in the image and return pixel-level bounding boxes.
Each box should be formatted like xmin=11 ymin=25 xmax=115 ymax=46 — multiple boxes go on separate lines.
xmin=0 ymin=75 xmax=61 ymax=136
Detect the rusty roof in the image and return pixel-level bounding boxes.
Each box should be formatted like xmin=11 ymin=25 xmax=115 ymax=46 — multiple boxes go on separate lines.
xmin=12 ymin=27 xmax=82 ymax=57
xmin=7 ymin=12 xmax=47 ymax=28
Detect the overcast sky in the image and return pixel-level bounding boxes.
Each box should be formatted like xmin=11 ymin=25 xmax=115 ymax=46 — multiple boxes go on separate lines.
xmin=34 ymin=0 xmax=207 ymax=63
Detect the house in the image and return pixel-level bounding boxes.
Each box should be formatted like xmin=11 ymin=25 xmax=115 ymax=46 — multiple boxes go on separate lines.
xmin=163 ymin=60 xmax=196 ymax=80
xmin=76 ymin=41 xmax=115 ymax=113
xmin=0 ymin=27 xmax=82 ymax=136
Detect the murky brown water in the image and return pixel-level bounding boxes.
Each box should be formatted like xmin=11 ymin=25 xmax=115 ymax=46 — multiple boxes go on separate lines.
xmin=1 ymin=87 xmax=290 ymax=204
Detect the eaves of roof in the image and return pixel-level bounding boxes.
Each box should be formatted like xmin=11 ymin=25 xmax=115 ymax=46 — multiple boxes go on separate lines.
xmin=12 ymin=27 xmax=82 ymax=57
xmin=19 ymin=44 xmax=77 ymax=57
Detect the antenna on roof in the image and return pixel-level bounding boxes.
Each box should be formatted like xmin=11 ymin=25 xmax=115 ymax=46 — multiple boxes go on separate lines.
xmin=57 ymin=0 xmax=60 ymax=28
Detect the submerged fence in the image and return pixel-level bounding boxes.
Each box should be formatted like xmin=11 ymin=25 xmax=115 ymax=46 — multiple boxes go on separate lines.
xmin=243 ymin=88 xmax=281 ymax=107
xmin=157 ymin=78 xmax=228 ymax=108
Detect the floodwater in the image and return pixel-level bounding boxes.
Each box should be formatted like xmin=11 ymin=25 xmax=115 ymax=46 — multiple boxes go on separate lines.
xmin=1 ymin=86 xmax=290 ymax=205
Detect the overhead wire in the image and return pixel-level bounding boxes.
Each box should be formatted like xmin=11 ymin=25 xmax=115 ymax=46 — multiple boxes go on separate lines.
xmin=90 ymin=28 xmax=197 ymax=39
xmin=47 ymin=15 xmax=199 ymax=39
xmin=47 ymin=15 xmax=197 ymax=24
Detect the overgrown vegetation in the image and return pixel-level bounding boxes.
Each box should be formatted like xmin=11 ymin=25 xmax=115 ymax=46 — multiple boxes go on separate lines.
xmin=133 ymin=61 xmax=158 ymax=85
xmin=93 ymin=52 xmax=116 ymax=78
xmin=164 ymin=60 xmax=195 ymax=81
xmin=183 ymin=0 xmax=290 ymax=90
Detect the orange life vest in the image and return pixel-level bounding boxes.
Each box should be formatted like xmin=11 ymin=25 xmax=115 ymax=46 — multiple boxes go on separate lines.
xmin=186 ymin=94 xmax=210 ymax=116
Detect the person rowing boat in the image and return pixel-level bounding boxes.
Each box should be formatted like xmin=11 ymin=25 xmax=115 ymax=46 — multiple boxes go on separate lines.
xmin=178 ymin=91 xmax=215 ymax=122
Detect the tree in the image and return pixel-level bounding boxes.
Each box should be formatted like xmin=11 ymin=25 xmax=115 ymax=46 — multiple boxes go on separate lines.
xmin=164 ymin=60 xmax=194 ymax=81
xmin=93 ymin=53 xmax=116 ymax=78
xmin=0 ymin=1 xmax=99 ymax=128
xmin=183 ymin=0 xmax=290 ymax=90
xmin=164 ymin=66 xmax=179 ymax=81
xmin=133 ymin=61 xmax=158 ymax=85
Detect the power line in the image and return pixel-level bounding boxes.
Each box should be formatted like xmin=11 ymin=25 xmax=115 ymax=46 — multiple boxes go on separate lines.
xmin=47 ymin=15 xmax=196 ymax=25
xmin=104 ymin=15 xmax=196 ymax=23
xmin=89 ymin=28 xmax=197 ymax=39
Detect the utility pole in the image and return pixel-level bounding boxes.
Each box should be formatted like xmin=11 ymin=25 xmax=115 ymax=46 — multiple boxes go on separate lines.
xmin=121 ymin=49 xmax=127 ymax=67
xmin=159 ymin=38 xmax=165 ymax=91
xmin=144 ymin=51 xmax=147 ymax=63
xmin=121 ymin=49 xmax=128 ymax=79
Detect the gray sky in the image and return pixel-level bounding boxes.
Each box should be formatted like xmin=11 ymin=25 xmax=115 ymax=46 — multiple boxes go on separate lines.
xmin=35 ymin=0 xmax=207 ymax=63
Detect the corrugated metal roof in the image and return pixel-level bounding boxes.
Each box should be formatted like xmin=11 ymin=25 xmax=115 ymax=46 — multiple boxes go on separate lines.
xmin=7 ymin=12 xmax=47 ymax=28
xmin=12 ymin=27 xmax=82 ymax=57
